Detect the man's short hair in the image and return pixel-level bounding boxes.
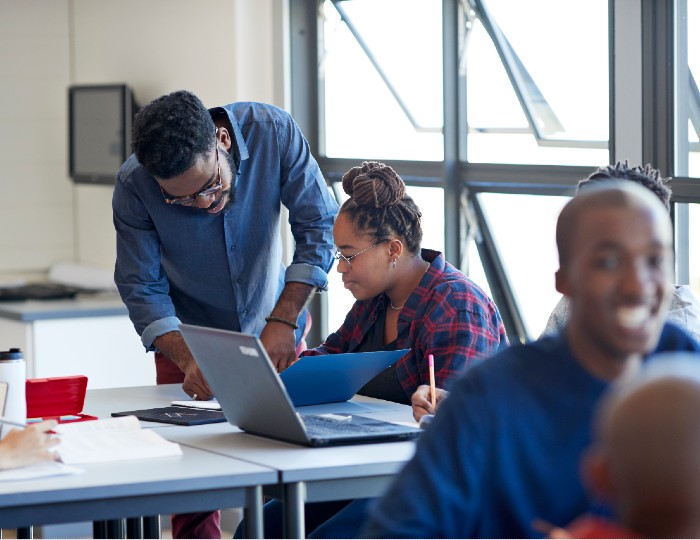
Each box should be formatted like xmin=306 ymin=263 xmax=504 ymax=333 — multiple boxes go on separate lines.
xmin=131 ymin=90 xmax=216 ymax=179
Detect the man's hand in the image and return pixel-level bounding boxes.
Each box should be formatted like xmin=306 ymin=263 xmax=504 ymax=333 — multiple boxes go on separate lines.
xmin=259 ymin=321 xmax=298 ymax=372
xmin=411 ymin=384 xmax=449 ymax=421
xmin=262 ymin=281 xmax=316 ymax=372
xmin=180 ymin=357 xmax=214 ymax=401
xmin=154 ymin=331 xmax=213 ymax=400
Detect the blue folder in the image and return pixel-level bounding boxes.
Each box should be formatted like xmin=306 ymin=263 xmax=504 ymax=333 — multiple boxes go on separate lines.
xmin=280 ymin=349 xmax=411 ymax=406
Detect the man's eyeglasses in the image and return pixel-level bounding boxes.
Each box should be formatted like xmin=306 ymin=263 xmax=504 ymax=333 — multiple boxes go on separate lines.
xmin=161 ymin=144 xmax=224 ymax=206
xmin=330 ymin=242 xmax=383 ymax=268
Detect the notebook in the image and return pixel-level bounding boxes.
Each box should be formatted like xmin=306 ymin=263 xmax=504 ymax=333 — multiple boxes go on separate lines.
xmin=112 ymin=406 xmax=227 ymax=426
xmin=280 ymin=348 xmax=409 ymax=406
xmin=179 ymin=323 xmax=422 ymax=447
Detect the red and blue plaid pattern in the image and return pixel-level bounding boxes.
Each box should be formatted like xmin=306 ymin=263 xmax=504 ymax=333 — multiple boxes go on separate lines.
xmin=302 ymin=249 xmax=508 ymax=399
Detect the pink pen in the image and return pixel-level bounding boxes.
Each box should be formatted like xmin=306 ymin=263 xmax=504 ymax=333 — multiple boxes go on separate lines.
xmin=428 ymin=354 xmax=436 ymax=410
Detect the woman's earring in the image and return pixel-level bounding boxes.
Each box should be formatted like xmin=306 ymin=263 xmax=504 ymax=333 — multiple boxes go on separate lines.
xmin=392 ymin=259 xmax=397 ymax=269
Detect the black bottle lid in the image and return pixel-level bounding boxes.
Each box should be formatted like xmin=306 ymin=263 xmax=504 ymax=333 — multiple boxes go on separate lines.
xmin=0 ymin=348 xmax=23 ymax=360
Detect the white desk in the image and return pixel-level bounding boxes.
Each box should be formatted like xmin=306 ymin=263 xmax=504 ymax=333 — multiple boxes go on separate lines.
xmin=0 ymin=293 xmax=155 ymax=388
xmin=0 ymin=444 xmax=275 ymax=538
xmin=85 ymin=384 xmax=418 ymax=539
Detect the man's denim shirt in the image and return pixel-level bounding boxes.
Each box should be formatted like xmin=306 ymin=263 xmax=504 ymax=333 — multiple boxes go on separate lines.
xmin=112 ymin=102 xmax=339 ymax=350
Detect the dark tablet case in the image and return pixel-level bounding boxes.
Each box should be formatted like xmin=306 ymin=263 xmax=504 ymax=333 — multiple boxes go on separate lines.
xmin=111 ymin=406 xmax=227 ymax=426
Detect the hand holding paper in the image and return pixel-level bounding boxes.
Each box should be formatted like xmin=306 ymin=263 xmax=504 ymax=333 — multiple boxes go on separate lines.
xmin=0 ymin=419 xmax=59 ymax=470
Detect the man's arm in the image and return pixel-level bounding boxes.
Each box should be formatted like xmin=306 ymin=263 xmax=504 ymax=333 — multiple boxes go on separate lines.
xmin=153 ymin=331 xmax=213 ymax=400
xmin=113 ymin=161 xmax=179 ymax=343
xmin=258 ymin=109 xmax=337 ymax=370
xmin=259 ymin=282 xmax=316 ymax=371
xmin=363 ymin=374 xmax=486 ymax=538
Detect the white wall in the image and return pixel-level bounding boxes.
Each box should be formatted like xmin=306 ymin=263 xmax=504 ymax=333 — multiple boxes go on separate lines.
xmin=0 ymin=0 xmax=74 ymax=279
xmin=0 ymin=0 xmax=286 ymax=278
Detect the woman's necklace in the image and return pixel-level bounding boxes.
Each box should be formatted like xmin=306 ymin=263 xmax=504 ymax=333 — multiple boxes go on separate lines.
xmin=389 ymin=261 xmax=431 ymax=311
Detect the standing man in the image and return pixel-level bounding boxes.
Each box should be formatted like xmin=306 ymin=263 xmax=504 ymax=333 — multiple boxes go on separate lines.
xmin=363 ymin=180 xmax=700 ymax=538
xmin=112 ymin=90 xmax=338 ymax=538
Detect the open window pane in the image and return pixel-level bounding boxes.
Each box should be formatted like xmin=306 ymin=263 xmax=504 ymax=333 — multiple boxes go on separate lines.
xmin=465 ymin=0 xmax=609 ymax=165
xmin=321 ymin=0 xmax=443 ymax=161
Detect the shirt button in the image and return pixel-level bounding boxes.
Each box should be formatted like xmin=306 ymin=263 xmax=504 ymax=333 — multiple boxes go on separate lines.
xmin=242 ymin=309 xmax=249 ymax=316
xmin=230 ymin=245 xmax=236 ymax=252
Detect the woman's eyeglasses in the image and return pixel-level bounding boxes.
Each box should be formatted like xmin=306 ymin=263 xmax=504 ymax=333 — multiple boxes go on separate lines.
xmin=330 ymin=242 xmax=383 ymax=268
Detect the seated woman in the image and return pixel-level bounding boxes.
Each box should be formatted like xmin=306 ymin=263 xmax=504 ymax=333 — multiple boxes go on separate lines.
xmin=236 ymin=160 xmax=508 ymax=538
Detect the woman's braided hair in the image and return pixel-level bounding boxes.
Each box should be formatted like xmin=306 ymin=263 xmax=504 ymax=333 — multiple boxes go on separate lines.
xmin=339 ymin=161 xmax=423 ymax=253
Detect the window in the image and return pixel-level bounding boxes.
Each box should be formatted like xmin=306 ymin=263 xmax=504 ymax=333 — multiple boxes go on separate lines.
xmin=686 ymin=204 xmax=700 ymax=300
xmin=677 ymin=1 xmax=700 ymax=298
xmin=321 ymin=0 xmax=444 ymax=161
xmin=465 ymin=0 xmax=610 ymax=165
xmin=477 ymin=193 xmax=569 ymax=336
xmin=295 ymin=0 xmax=700 ymax=344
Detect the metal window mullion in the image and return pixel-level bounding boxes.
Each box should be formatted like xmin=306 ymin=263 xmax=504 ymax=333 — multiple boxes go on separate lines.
xmin=674 ymin=0 xmax=690 ymax=285
xmin=641 ymin=0 xmax=689 ymax=283
xmin=290 ymin=0 xmax=327 ymax=346
xmin=641 ymin=0 xmax=675 ymax=173
xmin=444 ymin=0 xmax=461 ymax=266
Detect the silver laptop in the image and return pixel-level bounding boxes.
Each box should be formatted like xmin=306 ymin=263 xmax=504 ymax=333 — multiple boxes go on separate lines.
xmin=179 ymin=323 xmax=422 ymax=447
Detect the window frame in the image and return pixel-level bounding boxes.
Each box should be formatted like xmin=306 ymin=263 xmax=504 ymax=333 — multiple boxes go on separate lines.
xmin=290 ymin=0 xmax=700 ymax=345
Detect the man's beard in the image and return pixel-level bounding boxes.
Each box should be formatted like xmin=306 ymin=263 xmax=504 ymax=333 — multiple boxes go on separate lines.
xmin=203 ymin=150 xmax=237 ymax=213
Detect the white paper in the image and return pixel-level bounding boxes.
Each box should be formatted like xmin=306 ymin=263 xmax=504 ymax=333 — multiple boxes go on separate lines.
xmin=0 ymin=461 xmax=83 ymax=482
xmin=171 ymin=399 xmax=221 ymax=410
xmin=53 ymin=415 xmax=141 ymax=435
xmin=52 ymin=415 xmax=182 ymax=465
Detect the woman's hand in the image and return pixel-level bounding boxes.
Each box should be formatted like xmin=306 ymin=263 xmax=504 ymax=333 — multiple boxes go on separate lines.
xmin=0 ymin=420 xmax=60 ymax=469
xmin=411 ymin=384 xmax=448 ymax=421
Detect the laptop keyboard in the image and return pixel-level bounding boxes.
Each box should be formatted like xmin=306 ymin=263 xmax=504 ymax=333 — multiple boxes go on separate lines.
xmin=301 ymin=414 xmax=384 ymax=435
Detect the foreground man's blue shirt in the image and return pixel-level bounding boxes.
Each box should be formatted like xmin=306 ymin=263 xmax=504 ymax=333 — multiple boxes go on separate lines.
xmin=362 ymin=323 xmax=700 ymax=539
xmin=112 ymin=101 xmax=339 ymax=350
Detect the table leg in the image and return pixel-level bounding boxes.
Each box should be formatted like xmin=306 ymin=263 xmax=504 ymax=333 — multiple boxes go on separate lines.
xmin=142 ymin=515 xmax=161 ymax=539
xmin=283 ymin=482 xmax=305 ymax=539
xmin=243 ymin=485 xmax=263 ymax=539
xmin=93 ymin=521 xmax=107 ymax=538
xmin=15 ymin=526 xmax=32 ymax=539
xmin=126 ymin=517 xmax=142 ymax=538
xmin=93 ymin=519 xmax=125 ymax=539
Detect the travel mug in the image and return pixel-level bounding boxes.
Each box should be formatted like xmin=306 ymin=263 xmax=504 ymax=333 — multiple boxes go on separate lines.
xmin=0 ymin=348 xmax=26 ymax=438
